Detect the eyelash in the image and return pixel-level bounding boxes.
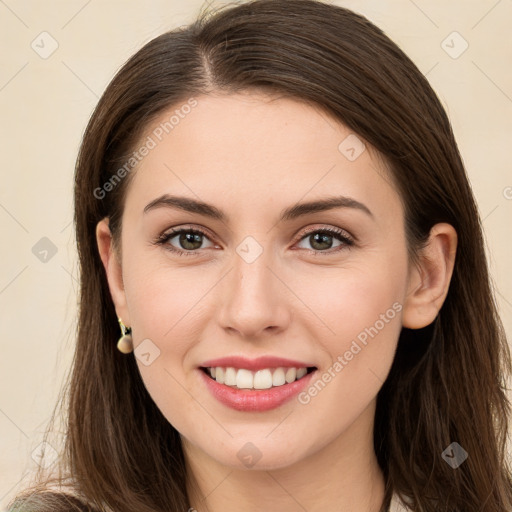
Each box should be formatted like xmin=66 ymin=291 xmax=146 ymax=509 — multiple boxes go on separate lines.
xmin=154 ymin=225 xmax=355 ymax=258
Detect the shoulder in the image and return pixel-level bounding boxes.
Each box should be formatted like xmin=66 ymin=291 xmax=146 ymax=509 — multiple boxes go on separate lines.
xmin=6 ymin=489 xmax=100 ymax=512
xmin=389 ymin=492 xmax=414 ymax=512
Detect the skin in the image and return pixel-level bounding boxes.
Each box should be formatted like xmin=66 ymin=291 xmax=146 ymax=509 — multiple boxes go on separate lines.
xmin=97 ymin=91 xmax=457 ymax=512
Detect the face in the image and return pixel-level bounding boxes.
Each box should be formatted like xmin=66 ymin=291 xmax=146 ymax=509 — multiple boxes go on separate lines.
xmin=101 ymin=91 xmax=414 ymax=471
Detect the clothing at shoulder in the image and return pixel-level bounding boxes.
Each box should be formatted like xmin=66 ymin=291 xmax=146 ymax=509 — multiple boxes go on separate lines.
xmin=389 ymin=493 xmax=413 ymax=512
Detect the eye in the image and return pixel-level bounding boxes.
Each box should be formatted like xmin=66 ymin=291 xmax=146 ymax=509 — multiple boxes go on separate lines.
xmin=294 ymin=226 xmax=354 ymax=254
xmin=154 ymin=225 xmax=354 ymax=257
xmin=155 ymin=226 xmax=215 ymax=256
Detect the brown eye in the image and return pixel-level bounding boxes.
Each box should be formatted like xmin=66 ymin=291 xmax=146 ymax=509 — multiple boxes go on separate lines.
xmin=295 ymin=227 xmax=354 ymax=254
xmin=157 ymin=227 xmax=215 ymax=256
xmin=175 ymin=231 xmax=204 ymax=251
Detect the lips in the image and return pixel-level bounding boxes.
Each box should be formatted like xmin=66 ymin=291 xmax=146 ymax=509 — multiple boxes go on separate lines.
xmin=198 ymin=355 xmax=317 ymax=412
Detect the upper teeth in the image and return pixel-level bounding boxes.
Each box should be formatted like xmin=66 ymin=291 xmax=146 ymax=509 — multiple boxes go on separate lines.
xmin=208 ymin=367 xmax=308 ymax=389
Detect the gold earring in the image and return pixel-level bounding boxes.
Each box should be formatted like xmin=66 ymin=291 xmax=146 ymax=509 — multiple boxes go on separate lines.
xmin=117 ymin=318 xmax=133 ymax=354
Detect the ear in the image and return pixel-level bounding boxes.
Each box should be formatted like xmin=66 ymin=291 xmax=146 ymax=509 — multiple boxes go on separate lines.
xmin=402 ymin=223 xmax=457 ymax=329
xmin=96 ymin=217 xmax=131 ymax=327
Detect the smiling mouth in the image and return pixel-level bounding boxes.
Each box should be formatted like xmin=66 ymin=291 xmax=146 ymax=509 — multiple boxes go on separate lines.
xmin=200 ymin=366 xmax=317 ymax=390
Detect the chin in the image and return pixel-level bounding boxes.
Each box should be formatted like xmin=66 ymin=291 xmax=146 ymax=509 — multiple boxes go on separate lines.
xmin=206 ymin=439 xmax=308 ymax=471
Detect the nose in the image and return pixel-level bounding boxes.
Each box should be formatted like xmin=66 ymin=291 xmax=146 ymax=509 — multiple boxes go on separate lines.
xmin=217 ymin=248 xmax=292 ymax=340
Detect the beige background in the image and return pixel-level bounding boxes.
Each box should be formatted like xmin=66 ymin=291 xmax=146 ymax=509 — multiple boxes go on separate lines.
xmin=1 ymin=0 xmax=511 ymax=507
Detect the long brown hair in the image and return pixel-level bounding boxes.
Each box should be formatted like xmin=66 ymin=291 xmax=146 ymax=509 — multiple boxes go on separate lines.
xmin=7 ymin=1 xmax=512 ymax=510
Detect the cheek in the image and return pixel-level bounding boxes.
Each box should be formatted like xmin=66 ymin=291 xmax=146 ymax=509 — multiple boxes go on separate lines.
xmin=121 ymin=255 xmax=206 ymax=433
xmin=290 ymin=299 xmax=402 ymax=458
xmin=122 ymin=250 xmax=208 ymax=343
xmin=304 ymin=257 xmax=406 ymax=348
xmin=330 ymin=275 xmax=403 ymax=348
xmin=296 ymin=256 xmax=407 ymax=416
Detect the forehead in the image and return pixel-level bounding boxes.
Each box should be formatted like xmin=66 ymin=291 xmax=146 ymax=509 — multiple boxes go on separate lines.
xmin=124 ymin=91 xmax=401 ymax=222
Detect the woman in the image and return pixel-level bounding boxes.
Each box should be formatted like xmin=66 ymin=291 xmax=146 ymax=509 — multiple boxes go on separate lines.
xmin=7 ymin=0 xmax=512 ymax=511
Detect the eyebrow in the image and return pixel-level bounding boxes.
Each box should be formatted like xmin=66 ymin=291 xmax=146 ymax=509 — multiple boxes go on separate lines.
xmin=143 ymin=194 xmax=373 ymax=222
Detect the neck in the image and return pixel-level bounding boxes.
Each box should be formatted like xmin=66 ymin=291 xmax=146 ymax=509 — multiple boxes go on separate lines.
xmin=184 ymin=400 xmax=387 ymax=512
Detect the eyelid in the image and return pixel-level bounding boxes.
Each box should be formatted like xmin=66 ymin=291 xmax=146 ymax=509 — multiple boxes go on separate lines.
xmin=294 ymin=224 xmax=354 ymax=244
xmin=159 ymin=224 xmax=216 ymax=241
